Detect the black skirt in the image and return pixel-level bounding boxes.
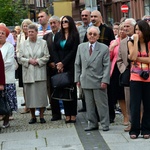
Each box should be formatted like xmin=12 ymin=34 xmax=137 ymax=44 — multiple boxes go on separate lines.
xmin=108 ymin=63 xmax=125 ymax=104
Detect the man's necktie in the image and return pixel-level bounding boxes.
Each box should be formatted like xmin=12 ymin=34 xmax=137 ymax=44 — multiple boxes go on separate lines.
xmin=89 ymin=44 xmax=92 ymax=55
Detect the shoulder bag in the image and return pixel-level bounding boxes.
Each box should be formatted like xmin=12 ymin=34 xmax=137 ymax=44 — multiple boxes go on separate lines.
xmin=119 ymin=40 xmax=132 ymax=87
xmin=0 ymin=91 xmax=11 ymax=115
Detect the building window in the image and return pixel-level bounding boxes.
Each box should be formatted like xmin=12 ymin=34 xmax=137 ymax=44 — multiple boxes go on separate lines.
xmin=144 ymin=0 xmax=150 ymax=15
xmin=25 ymin=0 xmax=34 ymax=4
xmin=106 ymin=5 xmax=113 ymax=27
xmin=36 ymin=0 xmax=41 ymax=7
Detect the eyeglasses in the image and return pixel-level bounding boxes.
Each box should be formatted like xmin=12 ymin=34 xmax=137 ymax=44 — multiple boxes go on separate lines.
xmin=144 ymin=18 xmax=150 ymax=21
xmin=61 ymin=20 xmax=69 ymax=24
xmin=38 ymin=16 xmax=44 ymax=19
xmin=81 ymin=14 xmax=88 ymax=17
xmin=88 ymin=32 xmax=98 ymax=36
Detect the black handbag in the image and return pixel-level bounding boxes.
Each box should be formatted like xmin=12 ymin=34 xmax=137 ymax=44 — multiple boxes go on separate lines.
xmin=0 ymin=91 xmax=11 ymax=115
xmin=119 ymin=68 xmax=130 ymax=87
xmin=51 ymin=72 xmax=72 ymax=88
xmin=119 ymin=40 xmax=132 ymax=87
xmin=51 ymin=87 xmax=74 ymax=101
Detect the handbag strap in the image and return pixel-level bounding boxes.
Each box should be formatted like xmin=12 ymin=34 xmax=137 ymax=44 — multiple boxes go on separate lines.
xmin=127 ymin=39 xmax=132 ymax=68
xmin=138 ymin=42 xmax=149 ymax=71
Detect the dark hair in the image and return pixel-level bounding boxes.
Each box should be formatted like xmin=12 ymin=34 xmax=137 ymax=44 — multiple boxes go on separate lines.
xmin=11 ymin=30 xmax=17 ymax=34
xmin=39 ymin=10 xmax=49 ymax=16
xmin=136 ymin=19 xmax=141 ymax=22
xmin=113 ymin=22 xmax=120 ymax=26
xmin=60 ymin=16 xmax=79 ymax=40
xmin=134 ymin=20 xmax=150 ymax=43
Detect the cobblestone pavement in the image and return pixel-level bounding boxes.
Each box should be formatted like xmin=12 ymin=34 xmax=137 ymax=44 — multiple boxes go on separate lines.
xmin=0 ymin=81 xmax=124 ymax=134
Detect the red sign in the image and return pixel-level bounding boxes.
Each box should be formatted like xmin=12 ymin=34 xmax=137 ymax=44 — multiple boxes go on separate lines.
xmin=121 ymin=4 xmax=129 ymax=13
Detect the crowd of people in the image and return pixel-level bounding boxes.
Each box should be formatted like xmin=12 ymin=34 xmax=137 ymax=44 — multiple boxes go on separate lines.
xmin=0 ymin=9 xmax=150 ymax=139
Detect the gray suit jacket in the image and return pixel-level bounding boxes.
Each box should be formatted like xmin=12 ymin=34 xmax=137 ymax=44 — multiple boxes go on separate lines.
xmin=75 ymin=42 xmax=110 ymax=89
xmin=117 ymin=37 xmax=129 ymax=74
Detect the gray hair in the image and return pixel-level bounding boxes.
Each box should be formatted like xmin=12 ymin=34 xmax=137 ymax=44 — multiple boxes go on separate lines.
xmin=87 ymin=26 xmax=100 ymax=34
xmin=142 ymin=15 xmax=150 ymax=20
xmin=28 ymin=24 xmax=38 ymax=32
xmin=49 ymin=15 xmax=60 ymax=22
xmin=0 ymin=23 xmax=6 ymax=26
xmin=125 ymin=18 xmax=136 ymax=26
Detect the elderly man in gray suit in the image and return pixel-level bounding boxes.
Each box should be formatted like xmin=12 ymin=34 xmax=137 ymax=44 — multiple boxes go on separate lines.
xmin=75 ymin=26 xmax=110 ymax=131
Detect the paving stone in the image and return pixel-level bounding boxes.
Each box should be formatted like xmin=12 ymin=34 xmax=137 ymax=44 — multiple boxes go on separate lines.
xmin=37 ymin=145 xmax=84 ymax=150
xmin=0 ymin=131 xmax=36 ymax=141
xmin=108 ymin=142 xmax=150 ymax=150
xmin=2 ymin=138 xmax=46 ymax=150
xmin=38 ymin=128 xmax=82 ymax=146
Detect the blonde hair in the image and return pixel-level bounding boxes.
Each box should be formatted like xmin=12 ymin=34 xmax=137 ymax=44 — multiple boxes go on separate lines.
xmin=21 ymin=19 xmax=32 ymax=31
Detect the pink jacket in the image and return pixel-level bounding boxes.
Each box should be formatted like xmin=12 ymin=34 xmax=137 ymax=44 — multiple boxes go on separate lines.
xmin=109 ymin=38 xmax=120 ymax=77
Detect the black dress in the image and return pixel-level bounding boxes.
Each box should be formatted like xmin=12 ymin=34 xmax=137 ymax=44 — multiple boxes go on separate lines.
xmin=51 ymin=31 xmax=80 ymax=117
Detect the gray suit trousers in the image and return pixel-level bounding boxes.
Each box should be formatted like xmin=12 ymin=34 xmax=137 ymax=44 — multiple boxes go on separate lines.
xmin=83 ymin=89 xmax=110 ymax=130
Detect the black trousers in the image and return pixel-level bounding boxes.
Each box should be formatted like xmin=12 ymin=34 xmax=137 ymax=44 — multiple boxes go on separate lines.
xmin=129 ymin=81 xmax=150 ymax=136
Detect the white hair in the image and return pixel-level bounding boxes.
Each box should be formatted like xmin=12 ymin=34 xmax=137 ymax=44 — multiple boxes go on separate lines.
xmin=87 ymin=26 xmax=100 ymax=34
xmin=0 ymin=23 xmax=6 ymax=26
xmin=125 ymin=18 xmax=136 ymax=26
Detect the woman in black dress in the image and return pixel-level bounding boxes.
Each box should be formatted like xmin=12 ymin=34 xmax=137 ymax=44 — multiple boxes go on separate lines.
xmin=52 ymin=16 xmax=80 ymax=123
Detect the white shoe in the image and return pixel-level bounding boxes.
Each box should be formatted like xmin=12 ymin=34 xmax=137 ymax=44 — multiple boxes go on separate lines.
xmin=35 ymin=110 xmax=40 ymax=116
xmin=61 ymin=109 xmax=65 ymax=115
xmin=115 ymin=110 xmax=121 ymax=114
xmin=2 ymin=123 xmax=10 ymax=128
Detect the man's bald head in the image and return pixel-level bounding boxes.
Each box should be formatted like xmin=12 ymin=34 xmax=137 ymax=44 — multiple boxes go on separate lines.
xmin=91 ymin=10 xmax=101 ymax=17
xmin=90 ymin=10 xmax=102 ymax=27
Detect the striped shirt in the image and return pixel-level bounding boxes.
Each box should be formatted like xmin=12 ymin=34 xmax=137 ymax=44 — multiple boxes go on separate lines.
xmin=38 ymin=25 xmax=51 ymax=39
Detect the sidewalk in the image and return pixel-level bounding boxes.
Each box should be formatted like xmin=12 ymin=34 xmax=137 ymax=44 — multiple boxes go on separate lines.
xmin=0 ymin=81 xmax=149 ymax=150
xmin=0 ymin=81 xmax=84 ymax=150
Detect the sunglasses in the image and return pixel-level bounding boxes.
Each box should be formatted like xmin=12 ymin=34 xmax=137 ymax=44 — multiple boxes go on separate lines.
xmin=81 ymin=14 xmax=88 ymax=17
xmin=61 ymin=20 xmax=69 ymax=24
xmin=88 ymin=32 xmax=98 ymax=36
xmin=144 ymin=18 xmax=150 ymax=21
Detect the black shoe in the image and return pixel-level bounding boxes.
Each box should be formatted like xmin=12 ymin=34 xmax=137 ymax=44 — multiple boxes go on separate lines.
xmin=103 ymin=128 xmax=109 ymax=131
xmin=40 ymin=118 xmax=46 ymax=123
xmin=65 ymin=120 xmax=71 ymax=123
xmin=78 ymin=108 xmax=86 ymax=112
xmin=29 ymin=118 xmax=37 ymax=124
xmin=21 ymin=102 xmax=25 ymax=106
xmin=84 ymin=127 xmax=98 ymax=131
xmin=110 ymin=119 xmax=114 ymax=123
xmin=51 ymin=117 xmax=61 ymax=121
xmin=70 ymin=119 xmax=76 ymax=123
xmin=47 ymin=106 xmax=51 ymax=110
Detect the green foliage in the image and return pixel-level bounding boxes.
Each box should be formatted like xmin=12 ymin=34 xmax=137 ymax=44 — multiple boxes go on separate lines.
xmin=0 ymin=0 xmax=28 ymax=26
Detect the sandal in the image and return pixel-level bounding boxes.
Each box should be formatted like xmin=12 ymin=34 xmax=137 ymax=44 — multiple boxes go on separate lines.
xmin=65 ymin=116 xmax=71 ymax=123
xmin=70 ymin=116 xmax=76 ymax=123
xmin=143 ymin=135 xmax=150 ymax=139
xmin=130 ymin=134 xmax=137 ymax=139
